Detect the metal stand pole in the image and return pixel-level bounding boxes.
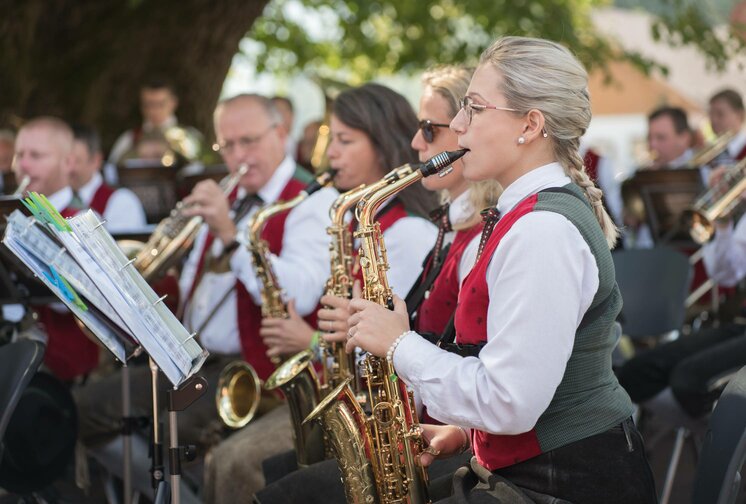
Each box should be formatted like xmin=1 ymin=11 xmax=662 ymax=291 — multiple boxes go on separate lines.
xmin=166 ymin=375 xmax=207 ymax=504
xmin=122 ymin=364 xmax=132 ymax=504
xmin=149 ymin=358 xmax=165 ymax=492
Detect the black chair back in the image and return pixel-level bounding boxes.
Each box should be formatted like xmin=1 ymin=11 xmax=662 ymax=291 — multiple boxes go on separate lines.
xmin=0 ymin=339 xmax=45 ymax=464
xmin=612 ymin=246 xmax=692 ymax=339
xmin=692 ymin=365 xmax=746 ymax=504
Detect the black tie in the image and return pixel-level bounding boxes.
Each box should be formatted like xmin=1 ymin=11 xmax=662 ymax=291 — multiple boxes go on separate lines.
xmin=476 ymin=207 xmax=501 ymax=261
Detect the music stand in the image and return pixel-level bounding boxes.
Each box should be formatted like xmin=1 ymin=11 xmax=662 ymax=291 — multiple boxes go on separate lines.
xmin=176 ymin=164 xmax=228 ymax=199
xmin=0 ymin=196 xmax=56 ymax=307
xmin=624 ymin=168 xmax=705 ymax=246
xmin=117 ymin=163 xmax=181 ymax=225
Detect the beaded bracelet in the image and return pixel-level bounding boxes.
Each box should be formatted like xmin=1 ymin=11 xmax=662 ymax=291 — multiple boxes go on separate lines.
xmin=456 ymin=426 xmax=470 ymax=453
xmin=386 ymin=330 xmax=412 ymax=364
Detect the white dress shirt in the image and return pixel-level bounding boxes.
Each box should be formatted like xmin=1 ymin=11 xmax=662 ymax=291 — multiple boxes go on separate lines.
xmin=379 ymin=214 xmax=438 ymax=298
xmin=447 ymin=189 xmax=480 ymax=285
xmin=394 ymin=163 xmax=600 ymax=435
xmin=77 ymin=172 xmax=147 ymax=233
xmin=179 ymin=157 xmax=337 ymax=354
xmin=702 ymin=217 xmax=746 ymax=287
xmin=727 ymin=130 xmax=746 ymax=162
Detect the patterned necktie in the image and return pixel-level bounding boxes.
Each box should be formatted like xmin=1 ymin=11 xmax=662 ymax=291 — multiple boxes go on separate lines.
xmin=69 ymin=191 xmax=86 ymax=211
xmin=476 ymin=207 xmax=501 ymax=261
xmin=428 ymin=203 xmax=453 ymax=270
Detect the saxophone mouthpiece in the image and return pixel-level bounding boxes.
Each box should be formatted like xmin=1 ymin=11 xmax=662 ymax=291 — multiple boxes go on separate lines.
xmin=304 ymin=168 xmax=338 ymax=196
xmin=421 ymin=149 xmax=468 ymax=177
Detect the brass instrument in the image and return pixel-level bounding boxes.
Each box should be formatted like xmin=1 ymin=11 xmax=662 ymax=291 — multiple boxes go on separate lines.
xmin=305 ymin=150 xmax=466 ymax=504
xmin=132 ymin=164 xmax=248 ymax=281
xmin=320 ymin=166 xmax=416 ymax=394
xmin=684 ymin=157 xmax=746 ymax=244
xmin=683 ymin=129 xmax=738 ymax=169
xmin=216 ymin=170 xmax=336 ymax=459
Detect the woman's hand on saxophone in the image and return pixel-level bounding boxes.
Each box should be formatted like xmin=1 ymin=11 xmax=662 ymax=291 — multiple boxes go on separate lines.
xmin=419 ymin=424 xmax=471 ymax=467
xmin=260 ymin=299 xmax=315 ymax=358
xmin=346 ymin=294 xmax=410 ymax=356
xmin=318 ymin=281 xmax=362 ymax=343
xmin=182 ymin=179 xmax=237 ymax=244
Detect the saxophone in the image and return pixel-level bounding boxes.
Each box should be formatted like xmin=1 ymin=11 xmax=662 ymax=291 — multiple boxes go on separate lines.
xmin=321 ymin=165 xmax=414 ymax=393
xmin=224 ymin=169 xmax=336 ymax=466
xmin=132 ymin=164 xmax=248 ymax=281
xmin=305 ymin=150 xmax=467 ymax=504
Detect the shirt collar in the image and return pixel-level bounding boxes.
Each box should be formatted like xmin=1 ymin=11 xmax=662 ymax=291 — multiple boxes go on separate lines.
xmin=497 ymin=162 xmax=570 ymax=215
xmin=143 ymin=116 xmax=178 ymax=132
xmin=236 ymin=156 xmax=296 ymax=204
xmin=76 ymin=172 xmax=103 ymax=206
xmin=728 ymin=129 xmax=746 ymax=159
xmin=46 ymin=186 xmax=74 ymax=212
xmin=670 ymin=148 xmax=694 ymax=168
xmin=449 ymin=188 xmax=475 ymax=226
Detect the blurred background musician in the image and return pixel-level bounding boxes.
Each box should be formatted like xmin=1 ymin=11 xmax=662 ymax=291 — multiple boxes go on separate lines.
xmin=69 ymin=124 xmax=147 ymax=233
xmin=708 ymin=88 xmax=746 ymax=167
xmin=10 ymin=117 xmax=100 ymax=381
xmin=202 ymin=82 xmax=439 ymax=504
xmin=647 ymin=106 xmax=695 ymax=170
xmin=254 ymin=65 xmax=501 ymax=504
xmin=73 ymin=93 xmax=336 ymax=498
xmin=105 ymin=78 xmax=203 ymax=183
xmin=0 ymin=128 xmax=15 ymax=194
xmin=270 ymin=95 xmax=297 ymax=161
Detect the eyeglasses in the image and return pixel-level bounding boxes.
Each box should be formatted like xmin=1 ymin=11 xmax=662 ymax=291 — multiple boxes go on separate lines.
xmin=418 ymin=119 xmax=451 ymax=143
xmin=459 ymin=96 xmax=519 ymax=125
xmin=215 ymin=124 xmax=278 ymax=154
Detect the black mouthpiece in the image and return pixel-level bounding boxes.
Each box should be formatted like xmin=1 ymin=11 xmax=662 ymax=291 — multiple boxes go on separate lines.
xmin=304 ymin=169 xmax=338 ymax=195
xmin=420 ymin=149 xmax=468 ymax=177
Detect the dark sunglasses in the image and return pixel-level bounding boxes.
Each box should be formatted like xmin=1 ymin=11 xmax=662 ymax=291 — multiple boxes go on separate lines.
xmin=418 ymin=119 xmax=450 ymax=143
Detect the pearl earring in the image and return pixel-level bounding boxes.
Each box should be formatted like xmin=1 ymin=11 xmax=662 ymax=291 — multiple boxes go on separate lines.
xmin=517 ymin=136 xmax=526 ymax=145
xmin=542 ymin=129 xmax=548 ymax=138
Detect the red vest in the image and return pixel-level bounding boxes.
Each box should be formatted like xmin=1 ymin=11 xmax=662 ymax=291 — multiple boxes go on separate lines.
xmin=351 ymin=200 xmax=409 ymax=283
xmin=583 ymin=149 xmax=600 ymax=183
xmin=455 ymin=195 xmax=542 ymax=469
xmin=89 ymin=182 xmax=115 ymax=216
xmin=414 ymin=224 xmax=482 ymax=335
xmin=37 ymin=206 xmax=100 ymax=381
xmin=736 ymin=142 xmax=746 ymax=161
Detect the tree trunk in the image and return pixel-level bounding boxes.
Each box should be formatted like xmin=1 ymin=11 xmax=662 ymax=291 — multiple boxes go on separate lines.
xmin=0 ymin=0 xmax=269 ymax=150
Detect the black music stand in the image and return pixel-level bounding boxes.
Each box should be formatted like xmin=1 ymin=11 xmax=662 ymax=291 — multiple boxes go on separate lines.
xmin=1 ymin=173 xmax=18 ymax=195
xmin=177 ymin=164 xmax=228 ymax=198
xmin=117 ymin=163 xmax=181 ymax=225
xmin=624 ymin=168 xmax=705 ymax=246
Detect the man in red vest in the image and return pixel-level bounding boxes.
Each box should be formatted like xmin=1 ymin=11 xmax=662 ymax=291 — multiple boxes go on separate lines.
xmin=74 ymin=94 xmax=336 ymax=498
xmin=70 ymin=125 xmax=147 ymax=233
xmin=709 ymin=88 xmax=746 ymax=164
xmin=9 ymin=117 xmax=100 ymax=381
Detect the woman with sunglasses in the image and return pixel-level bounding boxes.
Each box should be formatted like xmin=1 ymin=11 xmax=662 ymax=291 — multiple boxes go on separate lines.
xmin=345 ymin=36 xmax=658 ymax=503
xmin=254 ymin=66 xmax=501 ymax=504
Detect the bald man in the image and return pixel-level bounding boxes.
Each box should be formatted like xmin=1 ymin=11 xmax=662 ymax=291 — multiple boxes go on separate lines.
xmin=12 ymin=117 xmax=100 ymax=380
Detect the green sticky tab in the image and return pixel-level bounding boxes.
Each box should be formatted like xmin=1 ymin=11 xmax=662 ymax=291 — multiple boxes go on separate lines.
xmin=59 ymin=275 xmax=87 ymax=311
xmin=389 ymin=373 xmax=398 ymax=383
xmin=20 ymin=197 xmax=45 ymax=222
xmin=37 ymin=193 xmax=71 ymax=231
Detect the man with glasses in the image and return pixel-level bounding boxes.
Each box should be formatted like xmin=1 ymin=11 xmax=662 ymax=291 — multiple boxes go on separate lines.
xmin=73 ymin=94 xmax=337 ymax=500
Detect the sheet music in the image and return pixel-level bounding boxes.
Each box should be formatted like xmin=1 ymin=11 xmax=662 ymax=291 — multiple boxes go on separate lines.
xmin=67 ymin=211 xmax=207 ymax=384
xmin=2 ymin=221 xmax=129 ymax=362
xmin=2 ymin=200 xmax=207 ymax=387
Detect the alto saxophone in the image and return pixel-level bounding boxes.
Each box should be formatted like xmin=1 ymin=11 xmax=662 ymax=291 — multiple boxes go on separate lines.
xmin=222 ymin=169 xmax=336 ymax=466
xmin=133 ymin=164 xmax=248 ymax=281
xmin=321 ymin=165 xmax=414 ymax=393
xmin=306 ymin=150 xmax=466 ymax=504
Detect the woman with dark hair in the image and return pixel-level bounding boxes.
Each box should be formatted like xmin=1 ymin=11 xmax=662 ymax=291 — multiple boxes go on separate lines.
xmin=203 ymin=83 xmax=438 ymax=503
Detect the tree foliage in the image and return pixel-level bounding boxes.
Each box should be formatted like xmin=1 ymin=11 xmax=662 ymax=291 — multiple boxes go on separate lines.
xmin=247 ymin=0 xmax=746 ymax=83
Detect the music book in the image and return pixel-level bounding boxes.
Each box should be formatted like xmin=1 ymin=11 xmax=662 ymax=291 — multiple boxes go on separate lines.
xmin=1 ymin=192 xmax=208 ymax=387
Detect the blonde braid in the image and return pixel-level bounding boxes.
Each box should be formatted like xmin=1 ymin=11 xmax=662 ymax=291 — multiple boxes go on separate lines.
xmin=556 ymin=139 xmax=619 ymax=248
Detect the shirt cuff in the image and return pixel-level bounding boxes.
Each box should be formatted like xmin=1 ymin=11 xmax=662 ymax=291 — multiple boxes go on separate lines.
xmin=392 ymin=331 xmax=438 ymax=388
